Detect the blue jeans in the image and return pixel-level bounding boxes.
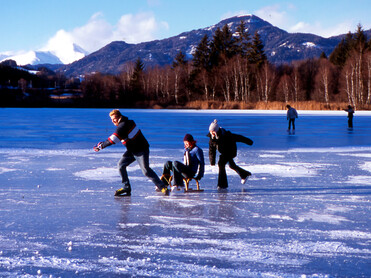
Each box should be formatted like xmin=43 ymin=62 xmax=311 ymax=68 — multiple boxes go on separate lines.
xmin=118 ymin=149 xmax=164 ymax=188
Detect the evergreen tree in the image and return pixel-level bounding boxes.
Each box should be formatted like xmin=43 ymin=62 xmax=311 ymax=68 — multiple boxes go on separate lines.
xmin=320 ymin=52 xmax=327 ymax=59
xmin=209 ymin=27 xmax=224 ymax=68
xmin=192 ymin=35 xmax=211 ymax=72
xmin=234 ymin=20 xmax=251 ymax=57
xmin=353 ymin=24 xmax=368 ymax=53
xmin=249 ymin=31 xmax=267 ymax=67
xmin=329 ymin=37 xmax=349 ymax=67
xmin=329 ymin=26 xmax=369 ymax=68
xmin=221 ymin=24 xmax=235 ymax=59
xmin=209 ymin=24 xmax=235 ymax=67
xmin=129 ymin=58 xmax=145 ymax=96
xmin=173 ymin=51 xmax=187 ymax=68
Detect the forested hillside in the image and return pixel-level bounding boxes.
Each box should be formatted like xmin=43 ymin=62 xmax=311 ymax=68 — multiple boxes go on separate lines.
xmin=78 ymin=23 xmax=371 ymax=110
xmin=1 ymin=22 xmax=371 ymax=110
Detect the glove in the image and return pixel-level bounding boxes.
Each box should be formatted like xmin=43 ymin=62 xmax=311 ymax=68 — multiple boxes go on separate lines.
xmin=93 ymin=141 xmax=104 ymax=152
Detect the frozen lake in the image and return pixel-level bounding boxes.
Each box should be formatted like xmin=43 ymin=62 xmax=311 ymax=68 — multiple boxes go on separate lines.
xmin=0 ymin=108 xmax=370 ymax=277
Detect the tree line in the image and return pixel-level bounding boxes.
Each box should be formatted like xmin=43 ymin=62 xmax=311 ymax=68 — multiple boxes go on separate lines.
xmin=80 ymin=22 xmax=371 ymax=109
xmin=2 ymin=22 xmax=371 ymax=109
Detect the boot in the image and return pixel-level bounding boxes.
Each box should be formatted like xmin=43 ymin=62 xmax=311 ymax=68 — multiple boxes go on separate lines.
xmin=115 ymin=184 xmax=131 ymax=196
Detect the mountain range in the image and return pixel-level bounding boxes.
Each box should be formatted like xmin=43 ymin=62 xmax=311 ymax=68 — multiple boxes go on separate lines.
xmin=60 ymin=14 xmax=363 ymax=77
xmin=2 ymin=14 xmax=370 ymax=77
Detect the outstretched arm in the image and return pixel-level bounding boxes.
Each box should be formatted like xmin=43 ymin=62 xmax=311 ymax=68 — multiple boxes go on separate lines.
xmin=93 ymin=132 xmax=119 ymax=151
xmin=233 ymin=134 xmax=253 ymax=146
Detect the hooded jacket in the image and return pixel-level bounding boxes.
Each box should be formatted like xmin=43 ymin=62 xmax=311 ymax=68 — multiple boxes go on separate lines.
xmin=207 ymin=128 xmax=253 ymax=165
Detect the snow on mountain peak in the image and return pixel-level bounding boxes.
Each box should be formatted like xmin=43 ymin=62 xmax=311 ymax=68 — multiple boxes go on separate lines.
xmin=0 ymin=50 xmax=63 ymax=66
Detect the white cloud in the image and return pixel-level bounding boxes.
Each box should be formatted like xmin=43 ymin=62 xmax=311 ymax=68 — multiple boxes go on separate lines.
xmin=41 ymin=11 xmax=169 ymax=64
xmin=41 ymin=30 xmax=86 ymax=64
xmin=254 ymin=4 xmax=354 ymax=38
xmin=114 ymin=12 xmax=168 ymax=44
xmin=255 ymin=4 xmax=288 ymax=28
xmin=289 ymin=20 xmax=354 ymax=37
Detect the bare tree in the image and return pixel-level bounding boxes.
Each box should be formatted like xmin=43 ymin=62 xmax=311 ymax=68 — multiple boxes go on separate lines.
xmin=256 ymin=62 xmax=275 ymax=102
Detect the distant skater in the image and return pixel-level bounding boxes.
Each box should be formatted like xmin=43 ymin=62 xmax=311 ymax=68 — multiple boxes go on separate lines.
xmin=286 ymin=105 xmax=298 ymax=132
xmin=344 ymin=105 xmax=355 ymax=128
xmin=208 ymin=119 xmax=253 ymax=189
xmin=93 ymin=109 xmax=168 ymax=196
xmin=161 ymin=134 xmax=205 ymax=191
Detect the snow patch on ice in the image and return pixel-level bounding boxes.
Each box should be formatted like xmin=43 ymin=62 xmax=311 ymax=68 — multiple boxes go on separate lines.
xmin=250 ymin=162 xmax=329 ymax=177
xmin=346 ymin=175 xmax=371 ymax=185
xmin=150 ymin=215 xmax=248 ymax=234
xmin=259 ymin=154 xmax=285 ymax=158
xmin=338 ymin=152 xmax=371 ymax=158
xmin=0 ymin=167 xmax=16 ymax=174
xmin=268 ymin=214 xmax=294 ymax=221
xmin=360 ymin=161 xmax=371 ymax=173
xmin=297 ymin=211 xmax=351 ymax=224
xmin=46 ymin=167 xmax=64 ymax=171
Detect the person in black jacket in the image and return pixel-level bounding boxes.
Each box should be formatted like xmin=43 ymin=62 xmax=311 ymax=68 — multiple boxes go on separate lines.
xmin=344 ymin=105 xmax=355 ymax=128
xmin=94 ymin=109 xmax=168 ymax=196
xmin=207 ymin=119 xmax=253 ymax=189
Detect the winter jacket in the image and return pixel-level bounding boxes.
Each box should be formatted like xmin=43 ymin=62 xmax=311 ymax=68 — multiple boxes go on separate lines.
xmin=287 ymin=108 xmax=298 ymax=119
xmin=101 ymin=116 xmax=149 ymax=155
xmin=184 ymin=145 xmax=205 ymax=179
xmin=207 ymin=128 xmax=253 ymax=165
xmin=346 ymin=108 xmax=354 ymax=119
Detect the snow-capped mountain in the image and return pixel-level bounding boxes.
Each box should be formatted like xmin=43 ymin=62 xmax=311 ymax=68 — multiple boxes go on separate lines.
xmin=0 ymin=43 xmax=88 ymax=66
xmin=0 ymin=51 xmax=63 ymax=65
xmin=60 ymin=14 xmax=345 ymax=76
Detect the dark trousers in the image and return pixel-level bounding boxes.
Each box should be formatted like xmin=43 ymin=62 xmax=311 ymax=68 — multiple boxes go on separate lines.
xmin=217 ymin=155 xmax=251 ymax=188
xmin=288 ymin=119 xmax=295 ymax=130
xmin=348 ymin=117 xmax=353 ymax=128
xmin=162 ymin=161 xmax=195 ymax=186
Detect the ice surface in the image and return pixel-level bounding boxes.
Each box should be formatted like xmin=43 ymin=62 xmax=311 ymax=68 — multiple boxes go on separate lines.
xmin=0 ymin=108 xmax=370 ymax=277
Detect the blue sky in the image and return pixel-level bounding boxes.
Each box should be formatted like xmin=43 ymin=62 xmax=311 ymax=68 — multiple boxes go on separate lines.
xmin=1 ymin=0 xmax=371 ymax=61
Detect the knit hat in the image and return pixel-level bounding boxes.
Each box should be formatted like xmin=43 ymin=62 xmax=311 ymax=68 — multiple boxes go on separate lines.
xmin=183 ymin=133 xmax=194 ymax=142
xmin=209 ymin=119 xmax=220 ymax=133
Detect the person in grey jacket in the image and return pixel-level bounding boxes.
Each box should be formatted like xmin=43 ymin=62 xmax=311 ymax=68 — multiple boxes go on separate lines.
xmin=161 ymin=134 xmax=205 ymax=190
xmin=286 ymin=105 xmax=298 ymax=131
